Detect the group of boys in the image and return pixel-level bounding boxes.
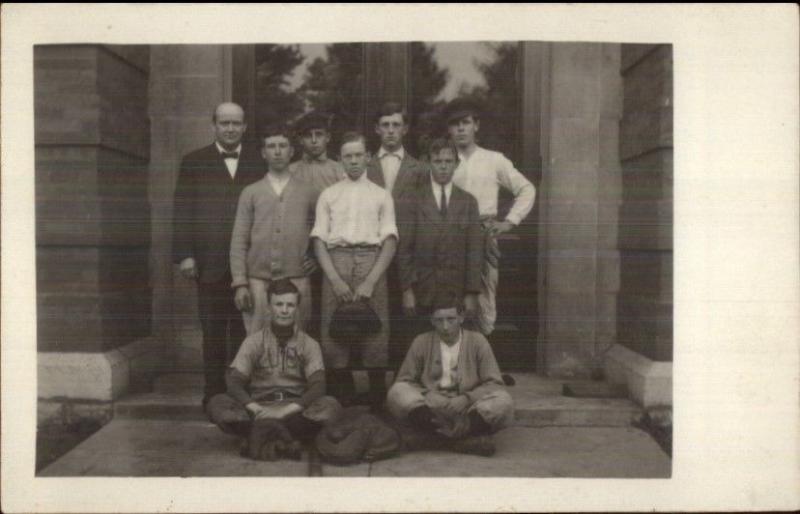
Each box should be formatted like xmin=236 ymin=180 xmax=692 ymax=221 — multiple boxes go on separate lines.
xmin=172 ymin=99 xmax=536 ymax=461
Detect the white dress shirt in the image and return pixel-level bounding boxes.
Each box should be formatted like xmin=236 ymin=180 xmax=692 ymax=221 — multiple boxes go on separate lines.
xmin=438 ymin=331 xmax=462 ymax=390
xmin=378 ymin=146 xmax=405 ymax=192
xmin=216 ymin=142 xmax=242 ymax=179
xmin=310 ymin=171 xmax=399 ymax=248
xmin=453 ymin=146 xmax=536 ymax=225
xmin=431 ymin=180 xmax=453 ymax=212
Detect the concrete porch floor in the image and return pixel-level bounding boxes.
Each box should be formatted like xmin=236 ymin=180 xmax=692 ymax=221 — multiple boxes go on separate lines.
xmin=39 ymin=373 xmax=671 ymax=477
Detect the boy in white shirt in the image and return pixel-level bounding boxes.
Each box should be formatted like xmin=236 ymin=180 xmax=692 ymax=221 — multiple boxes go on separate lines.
xmin=445 ymin=97 xmax=537 ymax=336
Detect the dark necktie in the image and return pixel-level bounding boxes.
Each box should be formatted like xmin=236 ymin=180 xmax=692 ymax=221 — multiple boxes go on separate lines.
xmin=440 ymin=185 xmax=447 ymax=217
xmin=221 ymin=151 xmax=239 ymax=159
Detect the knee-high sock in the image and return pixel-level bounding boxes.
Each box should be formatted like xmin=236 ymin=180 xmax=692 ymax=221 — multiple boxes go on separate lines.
xmin=468 ymin=410 xmax=492 ymax=436
xmin=367 ymin=370 xmax=386 ymax=406
xmin=407 ymin=406 xmax=438 ymax=433
xmin=283 ymin=413 xmax=323 ymax=443
xmin=327 ymin=369 xmax=354 ymax=402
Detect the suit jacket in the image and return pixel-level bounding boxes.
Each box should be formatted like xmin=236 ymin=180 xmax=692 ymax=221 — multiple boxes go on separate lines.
xmin=366 ymin=150 xmax=428 ymax=214
xmin=397 ymin=183 xmax=483 ymax=308
xmin=367 ymin=151 xmax=429 ymax=309
xmin=172 ymin=143 xmax=265 ymax=284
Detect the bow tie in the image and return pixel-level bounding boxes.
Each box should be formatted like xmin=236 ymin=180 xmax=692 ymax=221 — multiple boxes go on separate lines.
xmin=221 ymin=151 xmax=239 ymax=159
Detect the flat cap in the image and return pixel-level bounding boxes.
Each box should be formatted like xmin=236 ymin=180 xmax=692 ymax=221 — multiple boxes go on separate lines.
xmin=328 ymin=300 xmax=382 ymax=343
xmin=443 ymin=97 xmax=482 ymax=123
xmin=294 ymin=111 xmax=331 ymax=134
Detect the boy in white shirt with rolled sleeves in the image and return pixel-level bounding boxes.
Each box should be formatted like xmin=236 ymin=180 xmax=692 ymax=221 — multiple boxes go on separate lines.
xmin=445 ymin=97 xmax=537 ymax=337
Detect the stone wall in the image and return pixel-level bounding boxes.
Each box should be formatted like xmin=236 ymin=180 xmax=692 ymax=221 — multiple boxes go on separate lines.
xmin=538 ymin=43 xmax=622 ymax=377
xmin=148 ymin=45 xmax=232 ymax=370
xmin=617 ymin=45 xmax=674 ymax=361
xmin=35 ymin=45 xmax=151 ymax=353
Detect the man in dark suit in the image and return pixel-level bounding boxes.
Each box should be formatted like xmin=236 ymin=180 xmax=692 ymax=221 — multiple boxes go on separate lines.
xmin=397 ymin=138 xmax=483 ymax=340
xmin=173 ymin=102 xmax=266 ymax=407
xmin=366 ymin=102 xmax=429 ymax=367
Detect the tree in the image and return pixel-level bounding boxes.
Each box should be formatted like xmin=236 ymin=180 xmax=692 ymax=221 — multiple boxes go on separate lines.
xmin=253 ymin=45 xmax=306 ymax=135
xmin=297 ymin=43 xmax=365 ymax=150
xmin=407 ymin=42 xmax=450 ymax=156
xmin=458 ymin=42 xmax=520 ymax=161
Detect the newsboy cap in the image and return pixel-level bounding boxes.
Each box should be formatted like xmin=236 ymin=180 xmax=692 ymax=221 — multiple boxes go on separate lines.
xmin=294 ymin=111 xmax=331 ymax=135
xmin=329 ymin=300 xmax=382 ymax=343
xmin=443 ymin=97 xmax=482 ymax=123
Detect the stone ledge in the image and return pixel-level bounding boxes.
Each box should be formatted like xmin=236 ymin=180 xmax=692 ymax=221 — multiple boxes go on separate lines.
xmin=113 ymin=372 xmax=643 ymax=428
xmin=38 ymin=399 xmax=113 ymax=428
xmin=603 ymin=344 xmax=672 ymax=408
xmin=38 ymin=336 xmax=162 ymax=402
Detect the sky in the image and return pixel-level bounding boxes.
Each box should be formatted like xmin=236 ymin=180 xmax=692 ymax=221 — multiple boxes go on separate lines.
xmin=286 ymin=41 xmax=490 ymax=101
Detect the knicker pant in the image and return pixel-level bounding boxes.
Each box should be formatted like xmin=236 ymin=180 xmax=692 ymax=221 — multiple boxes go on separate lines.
xmin=206 ymin=393 xmax=342 ymax=439
xmin=386 ymin=381 xmax=514 ymax=432
xmin=320 ymin=247 xmax=389 ymax=369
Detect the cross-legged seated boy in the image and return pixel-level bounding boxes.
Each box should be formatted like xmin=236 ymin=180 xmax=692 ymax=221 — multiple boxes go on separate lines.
xmin=206 ymin=279 xmax=341 ymax=460
xmin=386 ymin=291 xmax=514 ymax=456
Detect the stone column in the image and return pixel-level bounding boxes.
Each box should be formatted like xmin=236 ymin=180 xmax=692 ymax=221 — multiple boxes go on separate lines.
xmin=537 ymin=43 xmax=622 ymax=378
xmin=617 ymin=44 xmax=673 ymax=362
xmin=148 ymin=45 xmax=233 ymax=372
xmin=35 ymin=45 xmax=153 ymax=422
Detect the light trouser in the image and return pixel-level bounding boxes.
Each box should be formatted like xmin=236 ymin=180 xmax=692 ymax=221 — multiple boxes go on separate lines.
xmin=386 ymin=381 xmax=514 ymax=432
xmin=242 ymin=276 xmax=311 ymax=336
xmin=475 ymin=219 xmax=501 ymax=336
xmin=320 ymin=246 xmax=389 ymax=369
xmin=476 ymin=261 xmax=498 ymax=336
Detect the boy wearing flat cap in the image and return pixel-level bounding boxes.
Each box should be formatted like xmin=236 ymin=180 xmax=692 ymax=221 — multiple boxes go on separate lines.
xmin=289 ymin=111 xmax=346 ymax=196
xmin=444 ymin=97 xmax=537 ymax=337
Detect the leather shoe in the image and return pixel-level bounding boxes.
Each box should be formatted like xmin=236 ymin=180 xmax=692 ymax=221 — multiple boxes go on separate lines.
xmin=448 ymin=435 xmax=496 ymax=457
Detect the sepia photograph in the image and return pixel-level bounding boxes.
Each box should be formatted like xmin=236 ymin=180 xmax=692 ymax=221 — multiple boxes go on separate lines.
xmin=32 ymin=38 xmax=673 ymax=479
xmin=2 ymin=3 xmax=798 ymax=513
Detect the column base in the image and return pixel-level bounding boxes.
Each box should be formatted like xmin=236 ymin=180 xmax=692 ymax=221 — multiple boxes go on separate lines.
xmin=38 ymin=337 xmax=164 ymax=426
xmin=603 ymin=344 xmax=672 ymax=408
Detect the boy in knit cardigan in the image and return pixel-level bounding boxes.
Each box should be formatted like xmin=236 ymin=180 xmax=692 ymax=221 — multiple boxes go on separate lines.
xmin=230 ymin=124 xmax=318 ymax=335
xmin=386 ymin=291 xmax=514 ymax=456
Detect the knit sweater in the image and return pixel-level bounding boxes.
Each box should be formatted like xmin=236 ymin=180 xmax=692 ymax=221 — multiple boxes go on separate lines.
xmin=394 ymin=329 xmax=505 ymax=404
xmin=230 ymin=175 xmax=316 ymax=288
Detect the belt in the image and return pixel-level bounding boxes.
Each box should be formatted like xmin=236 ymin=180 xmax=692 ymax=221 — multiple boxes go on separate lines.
xmin=331 ymin=244 xmax=380 ymax=250
xmin=259 ymin=391 xmax=299 ymax=402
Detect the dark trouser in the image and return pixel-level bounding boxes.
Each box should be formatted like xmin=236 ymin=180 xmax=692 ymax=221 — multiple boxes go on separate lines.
xmin=386 ymin=263 xmax=406 ymax=369
xmin=307 ymin=269 xmax=323 ymax=341
xmin=198 ymin=275 xmax=246 ymax=400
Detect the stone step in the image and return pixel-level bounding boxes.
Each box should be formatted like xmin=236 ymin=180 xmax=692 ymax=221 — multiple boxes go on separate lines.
xmin=114 ymin=373 xmax=643 ymax=428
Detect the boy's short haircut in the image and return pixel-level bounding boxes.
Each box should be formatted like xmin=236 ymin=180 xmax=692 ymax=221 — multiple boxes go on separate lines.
xmin=260 ymin=123 xmax=292 ymax=143
xmin=373 ymin=101 xmax=408 ymax=125
xmin=340 ymin=131 xmax=367 ymax=149
xmin=267 ymin=278 xmax=301 ymax=302
xmin=427 ymin=137 xmax=460 ymax=162
xmin=430 ymin=289 xmax=465 ymax=315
